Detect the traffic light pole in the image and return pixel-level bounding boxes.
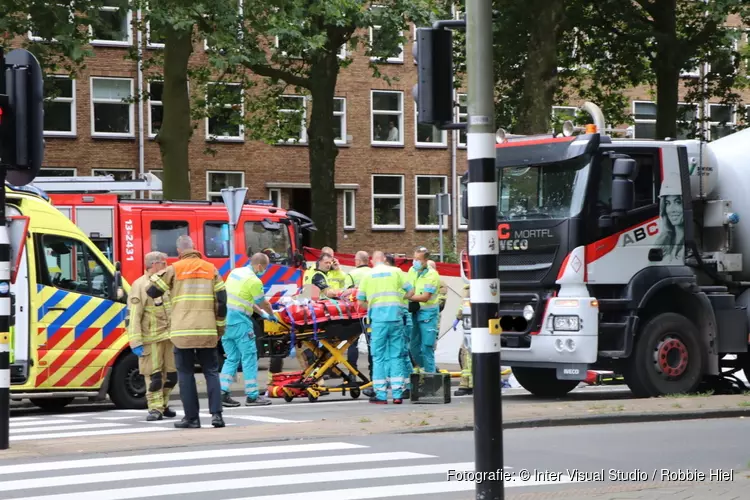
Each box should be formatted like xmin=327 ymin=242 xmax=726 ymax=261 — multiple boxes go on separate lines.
xmin=465 ymin=0 xmax=503 ymax=498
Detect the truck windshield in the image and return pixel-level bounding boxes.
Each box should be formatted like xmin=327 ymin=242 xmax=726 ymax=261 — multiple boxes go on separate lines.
xmin=498 ymin=157 xmax=590 ymax=220
xmin=244 ymin=222 xmax=293 ymax=265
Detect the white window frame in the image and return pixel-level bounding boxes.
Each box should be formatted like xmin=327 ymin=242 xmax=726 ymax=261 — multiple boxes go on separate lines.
xmin=414 ymin=175 xmax=448 ymax=230
xmin=43 ymin=76 xmax=76 ymax=137
xmin=205 ymin=82 xmax=245 ymax=142
xmin=456 ymin=92 xmax=467 ymax=148
xmin=368 ymin=5 xmax=403 ymax=63
xmin=333 ymin=97 xmax=347 ymax=146
xmin=147 ymin=81 xmax=163 ymax=138
xmin=632 ymin=100 xmax=657 ymax=139
xmin=92 ymin=168 xmax=136 ymax=198
xmin=277 ymin=95 xmax=308 ymax=144
xmin=206 ymin=171 xmax=245 ymax=201
xmin=90 ymin=77 xmax=135 ymax=138
xmin=414 ymin=102 xmax=447 ymax=147
xmin=343 ymin=189 xmax=355 ymax=230
xmin=146 ymin=19 xmax=165 ymax=49
xmin=148 ymin=169 xmax=163 ymax=199
xmin=371 ymin=174 xmax=404 ymax=230
xmin=90 ymin=0 xmax=133 ymax=47
xmin=707 ymin=103 xmax=736 ymax=141
xmin=370 ymin=90 xmax=404 ymax=147
xmin=268 ymin=188 xmax=281 ymax=207
xmin=706 ymin=35 xmax=740 ymax=75
xmin=40 ymin=167 xmax=77 ymax=177
xmin=458 ymin=176 xmax=467 ymax=229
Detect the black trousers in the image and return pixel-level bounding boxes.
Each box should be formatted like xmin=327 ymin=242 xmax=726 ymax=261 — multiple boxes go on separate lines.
xmin=174 ymin=347 xmax=222 ymax=419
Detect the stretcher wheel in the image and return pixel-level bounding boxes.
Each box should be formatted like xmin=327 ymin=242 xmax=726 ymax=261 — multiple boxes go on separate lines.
xmin=283 ymin=393 xmax=294 ymax=403
xmin=307 ymin=393 xmax=318 ymax=402
xmin=350 ymin=388 xmax=361 ymax=399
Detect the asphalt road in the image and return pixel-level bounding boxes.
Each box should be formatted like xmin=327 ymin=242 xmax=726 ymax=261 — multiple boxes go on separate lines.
xmin=1 ymin=416 xmax=747 ymax=499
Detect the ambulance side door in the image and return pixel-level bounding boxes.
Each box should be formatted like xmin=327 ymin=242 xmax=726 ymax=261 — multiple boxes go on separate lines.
xmin=141 ymin=211 xmax=198 ymax=266
xmin=34 ymin=233 xmax=127 ymax=389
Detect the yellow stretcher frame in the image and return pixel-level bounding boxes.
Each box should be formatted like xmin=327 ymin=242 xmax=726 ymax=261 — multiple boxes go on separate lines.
xmin=262 ymin=316 xmax=373 ymax=402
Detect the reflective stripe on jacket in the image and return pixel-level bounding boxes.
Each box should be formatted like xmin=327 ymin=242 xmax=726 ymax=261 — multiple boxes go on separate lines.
xmin=226 ymin=266 xmax=265 ymax=326
xmin=357 ymin=264 xmax=413 ymax=322
xmin=127 ymin=272 xmax=171 ymax=348
xmin=406 ymin=267 xmax=441 ymax=311
xmin=147 ymin=251 xmax=227 ymax=349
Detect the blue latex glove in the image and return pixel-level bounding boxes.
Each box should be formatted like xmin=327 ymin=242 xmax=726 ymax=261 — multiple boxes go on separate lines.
xmin=261 ymin=311 xmax=278 ymax=323
xmin=132 ymin=345 xmax=144 ymax=357
xmin=452 ymin=319 xmax=460 ymax=331
xmin=289 ymin=346 xmax=296 ymax=358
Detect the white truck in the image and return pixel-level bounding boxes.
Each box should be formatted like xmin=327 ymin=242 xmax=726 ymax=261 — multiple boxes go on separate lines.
xmin=460 ymin=103 xmax=750 ymax=398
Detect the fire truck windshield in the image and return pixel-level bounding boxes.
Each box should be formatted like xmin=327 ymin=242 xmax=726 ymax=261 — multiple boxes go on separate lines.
xmin=244 ymin=221 xmax=293 ymax=264
xmin=498 ymin=156 xmax=590 ymax=220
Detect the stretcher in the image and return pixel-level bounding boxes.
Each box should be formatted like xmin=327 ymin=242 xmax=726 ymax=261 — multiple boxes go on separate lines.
xmin=257 ymin=289 xmax=373 ymax=402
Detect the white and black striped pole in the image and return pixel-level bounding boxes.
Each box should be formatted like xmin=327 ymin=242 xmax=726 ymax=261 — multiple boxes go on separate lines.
xmin=0 ymin=167 xmax=10 ymax=451
xmin=465 ymin=0 xmax=503 ymax=498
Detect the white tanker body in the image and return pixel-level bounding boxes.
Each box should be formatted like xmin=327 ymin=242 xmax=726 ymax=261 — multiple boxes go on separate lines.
xmin=472 ymin=106 xmax=750 ymax=398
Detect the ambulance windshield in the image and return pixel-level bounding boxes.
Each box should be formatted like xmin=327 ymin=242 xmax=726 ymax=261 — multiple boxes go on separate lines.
xmin=498 ymin=156 xmax=590 ymax=220
xmin=243 ymin=221 xmax=292 ymax=264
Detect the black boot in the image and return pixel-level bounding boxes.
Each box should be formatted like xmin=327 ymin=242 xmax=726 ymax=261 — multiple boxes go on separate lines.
xmin=454 ymin=387 xmax=473 ymax=396
xmin=174 ymin=417 xmax=200 ymax=429
xmin=402 ymin=389 xmax=411 ymax=400
xmin=212 ymin=413 xmax=226 ymax=428
xmin=222 ymin=391 xmax=240 ymax=408
xmin=163 ymin=407 xmax=177 ymax=418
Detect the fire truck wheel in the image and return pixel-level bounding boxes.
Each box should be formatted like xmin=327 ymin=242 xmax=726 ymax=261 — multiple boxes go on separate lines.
xmin=512 ymin=367 xmax=579 ymax=398
xmin=109 ymin=353 xmax=147 ymax=409
xmin=624 ymin=312 xmax=703 ymax=398
xmin=30 ymin=397 xmax=75 ymax=412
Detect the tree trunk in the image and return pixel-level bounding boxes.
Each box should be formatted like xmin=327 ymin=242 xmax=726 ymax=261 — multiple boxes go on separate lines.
xmin=306 ymin=56 xmax=340 ymax=249
xmin=157 ymin=26 xmax=193 ymax=200
xmin=652 ymin=1 xmax=679 ymax=140
xmin=515 ymin=0 xmax=564 ymax=135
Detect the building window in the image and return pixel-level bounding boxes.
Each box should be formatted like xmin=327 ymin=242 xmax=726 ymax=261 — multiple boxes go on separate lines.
xmin=372 ymin=175 xmax=404 ymax=229
xmin=146 ymin=15 xmax=166 ymax=48
xmin=206 ymin=83 xmax=244 ymax=141
xmin=40 ymin=168 xmax=76 ymax=177
xmin=343 ymin=190 xmax=355 ymax=230
xmin=91 ymin=0 xmax=132 ymax=46
xmin=28 ymin=3 xmax=73 ymax=42
xmin=150 ymin=220 xmax=189 ymax=257
xmin=457 ymin=93 xmax=467 ymax=147
xmin=369 ymin=5 xmax=403 ymax=63
xmin=458 ymin=176 xmax=467 ymax=228
xmin=149 ymin=169 xmax=163 ymax=199
xmin=204 ymin=222 xmax=230 ymax=258
xmin=90 ymin=77 xmax=134 ymax=137
xmin=268 ymin=189 xmax=281 ymax=207
xmin=278 ymin=95 xmax=307 ymax=144
xmin=415 ymin=175 xmax=448 ymax=229
xmin=92 ymin=168 xmax=135 ymax=198
xmin=333 ymin=97 xmax=346 ymax=145
xmin=371 ymin=90 xmax=403 ymax=146
xmin=43 ymin=77 xmax=76 ymax=137
xmin=708 ymin=104 xmax=735 ymax=140
xmin=148 ymin=81 xmax=163 ymax=137
xmin=676 ymin=103 xmax=698 ymax=139
xmin=207 ymin=171 xmax=244 ymax=202
xmin=632 ymin=101 xmax=657 ymax=139
xmin=415 ymin=103 xmax=447 ymax=147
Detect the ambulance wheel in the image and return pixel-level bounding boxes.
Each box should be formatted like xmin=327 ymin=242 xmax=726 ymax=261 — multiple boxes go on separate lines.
xmin=624 ymin=312 xmax=703 ymax=398
xmin=109 ymin=353 xmax=147 ymax=409
xmin=512 ymin=367 xmax=579 ymax=398
xmin=350 ymin=387 xmax=361 ymax=399
xmin=30 ymin=397 xmax=74 ymax=411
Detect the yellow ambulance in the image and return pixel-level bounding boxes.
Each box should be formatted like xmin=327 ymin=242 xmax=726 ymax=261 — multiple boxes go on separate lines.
xmin=5 ymin=184 xmax=143 ymax=410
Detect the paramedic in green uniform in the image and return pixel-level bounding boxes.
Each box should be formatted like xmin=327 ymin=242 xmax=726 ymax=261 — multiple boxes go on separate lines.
xmin=406 ymin=247 xmax=441 ymax=373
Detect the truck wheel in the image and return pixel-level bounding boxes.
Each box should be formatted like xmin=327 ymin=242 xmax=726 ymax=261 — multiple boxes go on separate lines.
xmin=512 ymin=367 xmax=579 ymax=398
xmin=30 ymin=397 xmax=75 ymax=412
xmin=624 ymin=312 xmax=703 ymax=398
xmin=109 ymin=353 xmax=147 ymax=409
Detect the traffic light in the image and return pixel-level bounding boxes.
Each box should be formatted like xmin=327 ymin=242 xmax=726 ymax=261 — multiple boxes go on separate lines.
xmin=1 ymin=48 xmax=45 ymax=186
xmin=412 ymin=27 xmax=454 ymax=128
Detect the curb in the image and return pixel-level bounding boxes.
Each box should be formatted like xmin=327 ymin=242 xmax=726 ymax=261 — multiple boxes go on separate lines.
xmin=396 ymin=407 xmax=750 ymax=434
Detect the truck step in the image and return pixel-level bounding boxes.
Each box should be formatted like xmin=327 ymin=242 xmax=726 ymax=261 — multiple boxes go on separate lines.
xmin=701 ymin=286 xmax=729 ymax=294
xmin=600 ymin=322 xmax=628 ymax=332
xmin=596 ymin=298 xmax=631 ymax=310
xmin=599 ymin=350 xmax=626 ymax=358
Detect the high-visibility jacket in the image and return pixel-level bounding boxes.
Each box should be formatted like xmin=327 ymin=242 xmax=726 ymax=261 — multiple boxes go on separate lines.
xmin=225 ymin=266 xmax=266 ymax=327
xmin=148 ymin=251 xmax=227 ymax=349
xmin=406 ymin=266 xmax=441 ymax=311
xmin=302 ymin=267 xmax=316 ymax=285
xmin=357 ymin=264 xmax=413 ymax=322
xmin=127 ymin=271 xmax=171 ymax=348
xmin=327 ymin=268 xmax=347 ymax=289
xmin=437 ymin=279 xmax=448 ymax=311
xmin=456 ymin=284 xmax=469 ymax=320
xmin=345 ymin=265 xmax=372 ymax=288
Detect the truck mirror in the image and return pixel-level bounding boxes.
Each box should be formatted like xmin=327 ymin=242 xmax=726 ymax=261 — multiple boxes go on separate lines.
xmin=611 ymin=158 xmax=637 ymax=217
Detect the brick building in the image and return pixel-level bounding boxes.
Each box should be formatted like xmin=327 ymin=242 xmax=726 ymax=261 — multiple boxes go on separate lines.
xmin=24 ymin=5 xmax=750 ymax=255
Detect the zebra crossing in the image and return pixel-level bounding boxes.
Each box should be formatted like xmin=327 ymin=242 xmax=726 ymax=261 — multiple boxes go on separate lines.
xmin=7 ymin=407 xmax=310 ymax=442
xmin=0 ymin=440 xmax=576 ymax=499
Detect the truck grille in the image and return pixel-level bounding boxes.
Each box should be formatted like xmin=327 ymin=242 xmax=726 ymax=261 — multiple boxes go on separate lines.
xmin=498 ymin=251 xmax=557 ymax=282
